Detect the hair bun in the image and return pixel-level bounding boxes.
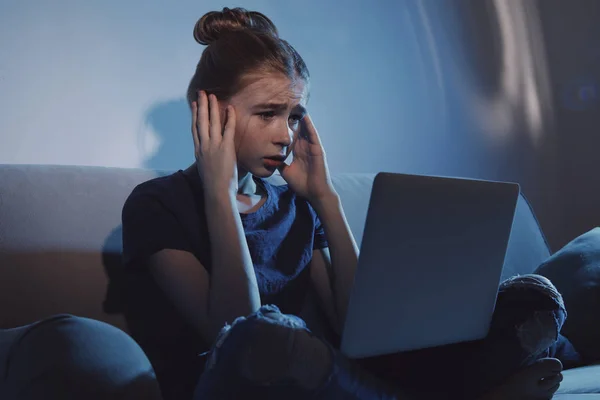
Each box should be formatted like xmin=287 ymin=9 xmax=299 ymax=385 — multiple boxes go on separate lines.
xmin=193 ymin=7 xmax=279 ymax=45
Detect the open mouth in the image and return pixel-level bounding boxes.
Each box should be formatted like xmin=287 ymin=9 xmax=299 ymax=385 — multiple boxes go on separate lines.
xmin=263 ymin=157 xmax=285 ymax=169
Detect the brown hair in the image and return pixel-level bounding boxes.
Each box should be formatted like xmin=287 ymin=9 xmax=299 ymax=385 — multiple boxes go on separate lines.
xmin=186 ymin=7 xmax=309 ymax=107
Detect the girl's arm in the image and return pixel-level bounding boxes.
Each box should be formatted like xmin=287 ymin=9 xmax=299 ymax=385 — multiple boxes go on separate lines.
xmin=148 ymin=93 xmax=260 ymax=344
xmin=277 ymin=114 xmax=357 ymax=334
xmin=309 ymin=193 xmax=358 ymax=334
xmin=148 ymin=191 xmax=259 ymax=345
xmin=204 ymin=190 xmax=261 ymax=327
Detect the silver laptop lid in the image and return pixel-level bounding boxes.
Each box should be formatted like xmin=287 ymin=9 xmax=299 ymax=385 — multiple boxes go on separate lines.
xmin=341 ymin=172 xmax=520 ymax=359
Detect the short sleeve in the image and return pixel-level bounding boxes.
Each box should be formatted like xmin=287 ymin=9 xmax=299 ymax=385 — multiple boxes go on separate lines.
xmin=313 ymin=212 xmax=329 ymax=250
xmin=121 ymin=191 xmax=193 ymax=268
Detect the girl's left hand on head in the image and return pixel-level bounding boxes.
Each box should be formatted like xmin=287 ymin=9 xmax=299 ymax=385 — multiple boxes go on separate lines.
xmin=278 ymin=114 xmax=337 ymax=203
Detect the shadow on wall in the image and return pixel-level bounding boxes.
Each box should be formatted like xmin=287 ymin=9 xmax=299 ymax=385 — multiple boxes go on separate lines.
xmin=102 ymin=98 xmax=191 ymax=327
xmin=141 ymin=98 xmax=193 ymax=171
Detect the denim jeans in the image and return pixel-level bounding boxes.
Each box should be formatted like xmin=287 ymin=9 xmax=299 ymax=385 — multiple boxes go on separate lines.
xmin=194 ymin=275 xmax=583 ymax=400
xmin=0 ymin=276 xmax=584 ymax=400
xmin=193 ymin=304 xmax=407 ymax=400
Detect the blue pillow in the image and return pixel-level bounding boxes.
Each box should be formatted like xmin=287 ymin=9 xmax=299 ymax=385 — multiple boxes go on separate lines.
xmin=535 ymin=227 xmax=600 ymax=362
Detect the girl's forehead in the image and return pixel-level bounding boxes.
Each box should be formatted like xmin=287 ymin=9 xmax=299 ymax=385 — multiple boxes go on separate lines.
xmin=234 ymin=74 xmax=308 ymax=107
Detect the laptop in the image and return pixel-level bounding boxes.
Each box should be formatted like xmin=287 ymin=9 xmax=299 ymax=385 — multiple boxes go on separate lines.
xmin=340 ymin=172 xmax=520 ymax=359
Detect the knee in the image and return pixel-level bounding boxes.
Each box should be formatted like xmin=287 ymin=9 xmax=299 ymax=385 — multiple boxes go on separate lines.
xmin=209 ymin=309 xmax=307 ymax=383
xmin=234 ymin=312 xmax=298 ymax=365
xmin=202 ymin=309 xmax=333 ymax=392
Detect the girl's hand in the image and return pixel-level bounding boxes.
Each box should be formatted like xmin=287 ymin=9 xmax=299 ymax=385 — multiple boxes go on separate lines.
xmin=279 ymin=114 xmax=336 ymax=203
xmin=192 ymin=91 xmax=237 ymax=196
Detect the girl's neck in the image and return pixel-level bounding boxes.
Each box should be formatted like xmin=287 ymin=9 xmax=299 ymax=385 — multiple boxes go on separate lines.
xmin=238 ymin=171 xmax=261 ymax=197
xmin=186 ymin=163 xmax=264 ymax=197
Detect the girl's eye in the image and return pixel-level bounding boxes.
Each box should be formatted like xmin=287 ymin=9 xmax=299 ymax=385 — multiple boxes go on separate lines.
xmin=259 ymin=111 xmax=276 ymax=120
xmin=288 ymin=114 xmax=303 ymax=126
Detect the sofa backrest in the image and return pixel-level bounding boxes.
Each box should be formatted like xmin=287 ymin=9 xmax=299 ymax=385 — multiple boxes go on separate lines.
xmin=0 ymin=164 xmax=551 ymax=330
xmin=0 ymin=165 xmax=159 ymax=330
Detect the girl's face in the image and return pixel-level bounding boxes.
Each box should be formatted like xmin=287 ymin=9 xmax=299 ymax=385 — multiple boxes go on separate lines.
xmin=225 ymin=72 xmax=308 ymax=177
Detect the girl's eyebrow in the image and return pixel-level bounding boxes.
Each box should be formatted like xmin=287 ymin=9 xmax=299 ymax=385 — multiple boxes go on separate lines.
xmin=293 ymin=104 xmax=307 ymax=115
xmin=252 ymin=102 xmax=288 ymax=111
xmin=252 ymin=103 xmax=307 ymax=114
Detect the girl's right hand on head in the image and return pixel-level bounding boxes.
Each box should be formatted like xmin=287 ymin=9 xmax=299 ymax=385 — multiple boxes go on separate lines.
xmin=191 ymin=91 xmax=238 ymax=196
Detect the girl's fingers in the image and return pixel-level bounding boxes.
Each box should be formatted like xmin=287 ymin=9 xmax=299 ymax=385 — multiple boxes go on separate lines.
xmin=529 ymin=358 xmax=563 ymax=396
xmin=300 ymin=114 xmax=322 ymax=145
xmin=191 ymin=101 xmax=200 ymax=153
xmin=223 ymin=106 xmax=236 ymax=143
xmin=198 ymin=91 xmax=210 ymax=146
xmin=539 ymin=372 xmax=563 ymax=392
xmin=208 ymin=94 xmax=221 ymax=141
xmin=533 ymin=358 xmax=563 ymax=376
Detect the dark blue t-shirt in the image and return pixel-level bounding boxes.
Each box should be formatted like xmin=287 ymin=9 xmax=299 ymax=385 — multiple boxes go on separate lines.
xmin=120 ymin=168 xmax=328 ymax=400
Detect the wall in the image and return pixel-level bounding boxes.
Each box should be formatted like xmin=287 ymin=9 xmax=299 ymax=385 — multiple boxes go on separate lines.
xmin=537 ymin=0 xmax=600 ymax=249
xmin=1 ymin=0 xmax=598 ymax=249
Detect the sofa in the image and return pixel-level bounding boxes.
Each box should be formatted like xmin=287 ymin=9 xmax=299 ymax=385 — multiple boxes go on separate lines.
xmin=0 ymin=163 xmax=599 ymax=398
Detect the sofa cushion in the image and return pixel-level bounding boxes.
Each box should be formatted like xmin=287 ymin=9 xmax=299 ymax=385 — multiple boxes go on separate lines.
xmin=535 ymin=228 xmax=600 ymax=362
xmin=557 ymin=364 xmax=600 ymax=395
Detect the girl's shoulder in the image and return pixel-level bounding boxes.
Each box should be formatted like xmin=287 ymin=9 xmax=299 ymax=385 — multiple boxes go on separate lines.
xmin=124 ymin=169 xmax=198 ymax=215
